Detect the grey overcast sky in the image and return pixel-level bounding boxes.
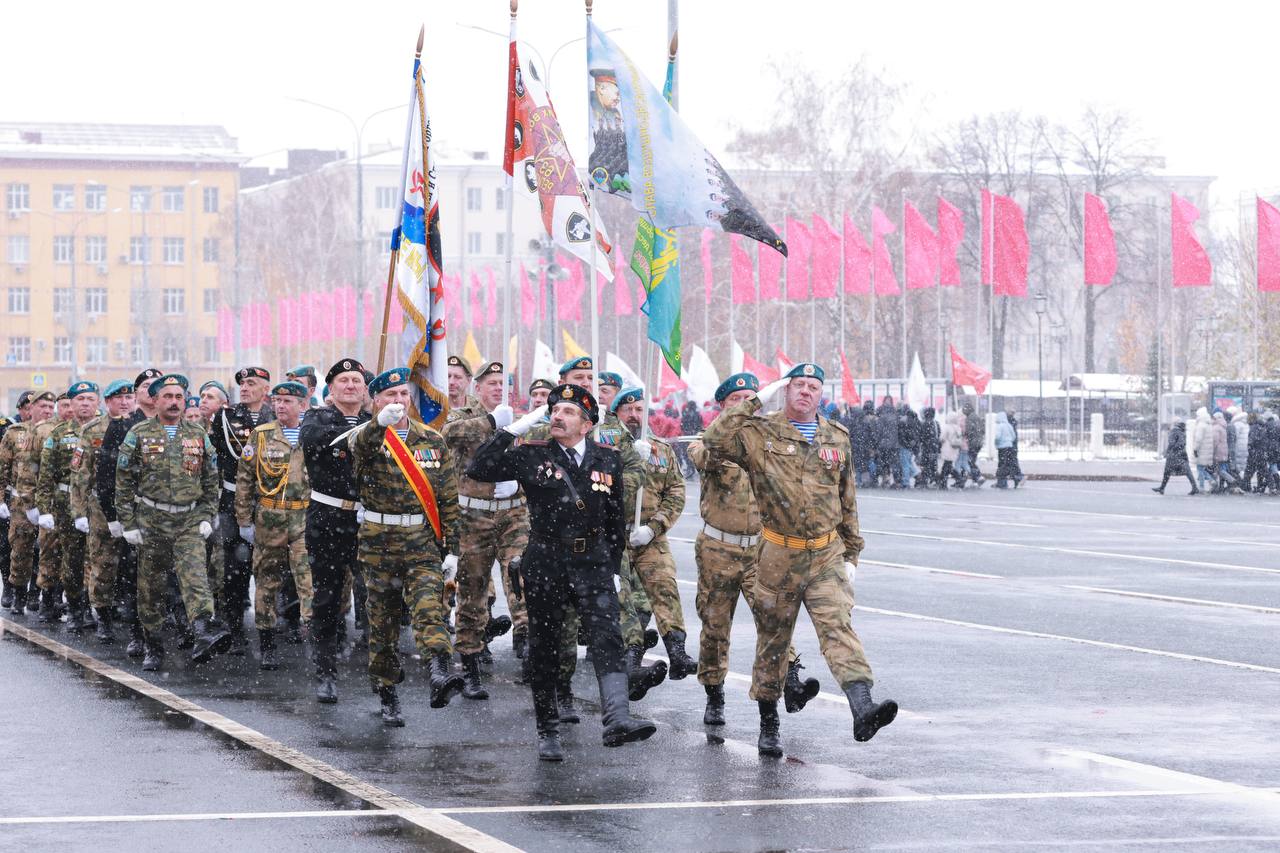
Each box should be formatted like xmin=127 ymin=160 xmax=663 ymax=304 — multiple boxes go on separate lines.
xmin=6 ymin=0 xmax=1279 ymax=222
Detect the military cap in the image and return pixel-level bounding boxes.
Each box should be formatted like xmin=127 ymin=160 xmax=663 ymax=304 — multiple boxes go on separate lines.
xmin=56 ymin=392 xmax=70 ymax=402
xmin=715 ymin=372 xmax=759 ymax=402
xmin=447 ymin=355 xmax=472 ymax=376
xmin=361 ymin=368 xmax=375 ymax=386
xmin=324 ymin=357 xmax=365 ymax=385
xmin=103 ymin=380 xmax=133 ymax=399
xmin=598 ymin=371 xmax=623 ymax=388
xmin=16 ymin=391 xmax=35 ymax=409
xmin=271 ymin=381 xmax=309 ymax=399
xmin=149 ymin=374 xmax=189 ymax=397
xmin=32 ymin=391 xmax=56 ymax=404
xmin=611 ymin=386 xmax=644 ymax=413
xmin=234 ymin=366 xmax=270 ymax=385
xmin=558 ymin=356 xmax=593 ymax=376
xmin=369 ymin=367 xmax=409 ymax=396
xmin=185 ymin=395 xmax=201 ymax=410
xmin=322 ymin=385 xmax=331 ymax=400
xmin=476 ymin=361 xmax=504 ymax=380
xmin=528 ymin=377 xmax=555 ymax=395
xmin=785 ymin=362 xmax=825 ymax=382
xmin=199 ymin=379 xmax=228 ymax=398
xmin=548 ymin=383 xmax=599 ymax=423
xmin=286 ymin=365 xmax=316 ymax=380
xmin=67 ymin=380 xmax=99 ymax=399
xmin=134 ymin=368 xmax=162 ymax=388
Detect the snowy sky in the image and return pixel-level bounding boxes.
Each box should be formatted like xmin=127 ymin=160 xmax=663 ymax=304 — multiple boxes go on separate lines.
xmin=6 ymin=0 xmax=1278 ymax=224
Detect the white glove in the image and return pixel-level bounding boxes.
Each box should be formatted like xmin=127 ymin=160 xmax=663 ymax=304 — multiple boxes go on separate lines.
xmin=756 ymin=377 xmax=790 ymax=405
xmin=633 ymin=439 xmax=652 ymax=460
xmin=493 ymin=480 xmax=518 ymax=499
xmin=212 ymin=515 xmax=221 ymax=531
xmin=376 ymin=402 xmax=406 ymax=427
xmin=199 ymin=520 xmax=213 ymax=540
xmin=613 ymin=574 xmax=622 ymax=593
xmin=239 ymin=525 xmax=255 ymax=545
xmin=505 ymin=404 xmax=547 ymax=437
xmin=37 ymin=513 xmax=55 ymax=530
xmin=25 ymin=507 xmax=39 ymax=525
xmin=356 ymin=508 xmax=365 ymax=524
xmin=108 ymin=521 xmax=124 ymax=538
xmin=123 ymin=529 xmax=143 ymax=545
xmin=491 ymin=404 xmax=515 ymax=429
xmin=0 ymin=503 xmax=9 ymax=520
xmin=74 ymin=517 xmax=89 ymax=534
xmin=844 ymin=560 xmax=857 ymax=585
xmin=441 ymin=554 xmax=458 ymax=583
xmin=629 ymin=524 xmax=655 ymax=548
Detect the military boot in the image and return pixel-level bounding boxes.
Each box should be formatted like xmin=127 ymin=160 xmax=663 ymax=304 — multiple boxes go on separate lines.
xmin=626 ymin=646 xmax=667 ymax=702
xmin=314 ymin=638 xmax=338 ymax=704
xmin=556 ymin=675 xmax=580 ymax=724
xmin=428 ymin=652 xmax=465 ymax=708
xmin=258 ymin=629 xmax=280 ymax=671
xmin=484 ymin=613 xmax=512 ymax=644
xmin=125 ymin=621 xmax=145 ymax=658
xmin=76 ymin=595 xmax=97 ymax=632
xmin=512 ymin=628 xmax=527 ymax=660
xmin=95 ymin=607 xmax=115 ymax=644
xmin=285 ymin=618 xmax=304 ymax=645
xmin=378 ymin=685 xmax=405 ymax=727
xmin=598 ymin=672 xmax=656 ymax=747
xmin=784 ymin=656 xmax=821 ymax=713
xmin=533 ymin=685 xmax=563 ymax=761
xmin=9 ymin=587 xmax=27 ymax=616
xmin=37 ymin=588 xmax=59 ymax=623
xmin=460 ymin=653 xmax=489 ymax=700
xmin=141 ymin=633 xmax=165 ymax=672
xmin=643 ymin=627 xmax=660 ymax=650
xmin=844 ymin=681 xmax=898 ymax=742
xmin=226 ymin=618 xmax=248 ymax=657
xmin=703 ymin=684 xmax=726 ymax=726
xmin=65 ymin=596 xmax=87 ymax=635
xmin=1 ymin=575 xmax=12 ymax=610
xmin=757 ymin=699 xmax=783 ymax=757
xmin=25 ymin=579 xmax=40 ymax=613
xmin=661 ymin=630 xmax=698 ymax=680
xmin=189 ymin=616 xmax=231 ymax=665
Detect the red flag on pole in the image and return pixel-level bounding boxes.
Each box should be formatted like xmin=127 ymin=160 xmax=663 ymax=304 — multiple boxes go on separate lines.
xmin=1083 ymin=192 xmax=1117 ymax=285
xmin=520 ymin=264 xmax=537 ymax=328
xmin=1171 ymin=193 xmax=1212 ymax=287
xmin=785 ymin=217 xmax=811 ymax=300
xmin=701 ymin=228 xmax=715 ymax=305
xmin=758 ymin=229 xmax=782 ymax=300
xmin=937 ymin=196 xmax=964 ymax=286
xmin=903 ymin=201 xmax=939 ymax=290
xmin=981 ymin=190 xmax=1029 ymax=297
xmin=843 ymin=214 xmax=871 ymax=294
xmin=839 ymin=349 xmax=861 ymax=405
xmin=730 ymin=235 xmax=756 ymax=304
xmin=1257 ymin=197 xmax=1280 ymax=292
xmin=742 ymin=350 xmax=779 ymax=383
xmin=810 ymin=214 xmax=841 ymax=298
xmin=775 ymin=348 xmax=796 ymax=375
xmin=949 ymin=344 xmax=991 ymax=394
xmin=871 ymin=207 xmax=900 ymax=295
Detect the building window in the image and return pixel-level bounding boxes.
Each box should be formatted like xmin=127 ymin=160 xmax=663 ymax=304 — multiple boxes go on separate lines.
xmin=162 ymin=237 xmax=185 ymax=264
xmin=53 ymin=288 xmax=73 ymax=315
xmin=53 ymin=184 xmax=76 ymax=211
xmin=130 ymin=336 xmax=143 ymax=364
xmin=163 ymin=288 xmax=185 ymax=315
xmin=161 ymin=186 xmax=185 ymax=212
xmin=53 ymin=236 xmax=75 ymax=264
xmin=495 ymin=232 xmax=506 ymax=256
xmin=161 ymin=337 xmax=183 ymax=365
xmin=202 ymin=186 xmax=219 ymax=213
xmin=84 ymin=184 xmax=107 ymax=212
xmin=7 ymin=337 xmax=32 ymax=365
xmin=8 ymin=288 xmax=30 ymax=314
xmin=130 ymin=289 xmax=148 ymax=316
xmin=466 ymin=232 xmax=482 ymax=254
xmin=6 ymin=183 xmax=30 ymax=211
xmin=7 ymin=235 xmax=30 ymax=264
xmin=466 ymin=187 xmax=483 ymax=211
xmin=375 ymin=186 xmax=398 ymax=209
xmin=84 ymin=236 xmax=107 ymax=264
xmin=202 ymin=288 xmax=218 ymax=313
xmin=379 ymin=231 xmax=393 ymax=255
xmin=85 ymin=336 xmax=107 ymax=365
xmin=203 ymin=336 xmax=218 ymax=362
xmin=129 ymin=237 xmax=151 ymax=264
xmin=202 ymin=237 xmax=219 ymax=263
xmin=84 ymin=287 xmax=108 ymax=315
xmin=129 ymin=186 xmax=152 ymax=212
xmin=53 ymin=337 xmax=72 ymax=365
xmin=495 ymin=187 xmax=505 ymax=210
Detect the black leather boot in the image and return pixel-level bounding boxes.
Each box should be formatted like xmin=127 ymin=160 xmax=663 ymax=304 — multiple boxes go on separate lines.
xmin=314 ymin=638 xmax=338 ymax=704
xmin=598 ymin=672 xmax=656 ymax=747
xmin=784 ymin=656 xmax=820 ymax=713
xmin=141 ymin=632 xmax=165 ymax=672
xmin=512 ymin=629 xmax=527 ymax=660
xmin=844 ymin=681 xmax=898 ymax=742
xmin=189 ymin=616 xmax=231 ymax=665
xmin=483 ymin=614 xmax=512 ymax=644
xmin=76 ymin=595 xmax=97 ymax=632
xmin=428 ymin=652 xmax=465 ymax=708
xmin=757 ymin=699 xmax=782 ymax=757
xmin=1 ymin=574 xmax=12 ymax=610
xmin=37 ymin=588 xmax=59 ymax=623
xmin=461 ymin=653 xmax=489 ymax=700
xmin=703 ymin=684 xmax=726 ymax=726
xmin=379 ymin=685 xmax=404 ymax=726
xmin=556 ymin=674 xmax=580 ymax=724
xmin=661 ymin=630 xmax=698 ymax=680
xmin=126 ymin=621 xmax=145 ymax=658
xmin=626 ymin=646 xmax=667 ymax=702
xmin=643 ymin=628 xmax=660 ymax=650
xmin=226 ymin=618 xmax=248 ymax=657
xmin=9 ymin=587 xmax=26 ymax=616
xmin=533 ymin=685 xmax=563 ymax=761
xmin=95 ymin=607 xmax=115 ymax=644
xmin=258 ymin=629 xmax=280 ymax=671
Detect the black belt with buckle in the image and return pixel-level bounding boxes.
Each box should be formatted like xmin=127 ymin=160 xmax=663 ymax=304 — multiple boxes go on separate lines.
xmin=532 ymin=527 xmax=605 ymax=553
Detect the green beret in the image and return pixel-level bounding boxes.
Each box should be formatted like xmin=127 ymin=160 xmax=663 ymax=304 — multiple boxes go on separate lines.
xmin=271 ymin=381 xmax=309 ymax=399
xmin=286 ymin=365 xmax=316 ymax=380
xmin=548 ymin=383 xmax=599 ymax=423
xmin=558 ymin=356 xmax=593 ymax=376
xmin=785 ymin=362 xmax=825 ymax=383
xmin=715 ymin=372 xmax=759 ymax=402
xmin=149 ymin=374 xmax=189 ymax=397
xmin=103 ymin=380 xmax=134 ymax=399
xmin=610 ymin=386 xmax=644 ymax=413
xmin=67 ymin=380 xmax=99 ymax=398
xmin=32 ymin=391 xmax=56 ymax=404
xmin=476 ymin=361 xmax=504 ymax=380
xmin=369 ymin=367 xmax=409 ymax=396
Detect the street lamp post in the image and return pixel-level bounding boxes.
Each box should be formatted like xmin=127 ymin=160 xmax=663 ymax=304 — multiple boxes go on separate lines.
xmin=1051 ymin=321 xmax=1067 ymax=452
xmin=1034 ymin=291 xmax=1047 ymax=444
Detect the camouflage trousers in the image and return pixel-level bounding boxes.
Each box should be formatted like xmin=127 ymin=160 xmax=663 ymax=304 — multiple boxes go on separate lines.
xmin=54 ymin=498 xmax=86 ymax=602
xmin=614 ymin=553 xmax=647 ymax=649
xmin=628 ymin=537 xmax=685 ymax=635
xmin=36 ymin=515 xmax=61 ymax=591
xmin=251 ymin=510 xmax=312 ymax=631
xmin=6 ymin=506 xmax=38 ymax=588
xmin=135 ymin=506 xmax=217 ymax=633
xmin=359 ymin=522 xmax=450 ymax=688
xmin=749 ymin=539 xmax=872 ymax=702
xmin=86 ymin=504 xmax=121 ymax=610
xmin=455 ymin=504 xmax=529 ymax=655
xmin=694 ymin=531 xmax=797 ymax=687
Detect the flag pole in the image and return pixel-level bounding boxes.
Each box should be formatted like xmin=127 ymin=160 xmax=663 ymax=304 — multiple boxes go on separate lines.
xmin=585 ymin=0 xmax=601 ymax=406
xmin=870 ymin=200 xmax=877 ymax=385
xmin=839 ymin=205 xmax=846 ymax=375
xmin=987 ymin=189 xmax=995 ymax=416
xmin=900 ymin=187 xmax=908 ymax=378
xmin=935 ymin=186 xmax=943 ymax=379
xmin=782 ymin=215 xmax=789 ymax=356
xmin=377 ymin=25 xmax=424 ymax=373
xmin=501 ymin=2 xmax=518 ymax=406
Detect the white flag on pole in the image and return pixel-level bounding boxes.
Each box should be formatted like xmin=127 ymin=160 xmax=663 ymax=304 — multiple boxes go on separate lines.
xmin=606 ymin=352 xmax=644 ymax=391
xmin=531 ymin=339 xmax=557 ymax=383
xmin=681 ymin=344 xmax=721 ymax=407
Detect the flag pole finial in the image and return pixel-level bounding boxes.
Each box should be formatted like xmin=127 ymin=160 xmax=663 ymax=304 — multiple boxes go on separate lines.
xmin=585 ymin=0 xmax=593 ymax=16
xmin=415 ymin=24 xmax=424 ymax=57
xmin=668 ymin=30 xmax=678 ymax=59
xmin=510 ymin=0 xmax=518 ymax=16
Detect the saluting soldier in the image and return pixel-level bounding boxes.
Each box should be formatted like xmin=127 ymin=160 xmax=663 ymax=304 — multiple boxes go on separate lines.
xmin=115 ymin=374 xmax=230 ymax=671
xmin=235 ymin=381 xmax=315 ymax=670
xmin=702 ymin=363 xmax=897 ymax=756
xmin=0 ymin=391 xmax=56 ymax=616
xmin=688 ymin=373 xmax=819 ymax=726
xmin=468 ymin=384 xmax=656 ymax=762
xmin=351 ymin=368 xmax=464 ymax=726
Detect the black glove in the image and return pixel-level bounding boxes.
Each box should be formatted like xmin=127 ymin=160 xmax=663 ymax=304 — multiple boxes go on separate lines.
xmin=507 ymin=556 xmax=523 ymax=601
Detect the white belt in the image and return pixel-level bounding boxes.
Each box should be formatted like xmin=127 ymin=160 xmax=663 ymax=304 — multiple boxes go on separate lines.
xmin=222 ymin=480 xmax=236 ymax=493
xmin=362 ymin=510 xmax=424 ymax=527
xmin=310 ymin=490 xmax=362 ymax=512
xmin=57 ymin=483 xmax=71 ymax=493
xmin=702 ymin=523 xmax=761 ymax=548
xmin=460 ymin=495 xmax=526 ymax=512
xmin=139 ymin=496 xmax=198 ymax=514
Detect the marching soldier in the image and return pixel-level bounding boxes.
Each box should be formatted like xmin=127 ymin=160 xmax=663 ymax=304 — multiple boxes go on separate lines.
xmin=446 ymin=355 xmax=477 ymax=416
xmin=351 ymin=368 xmax=464 ymax=725
xmin=115 ymin=374 xmax=231 ymax=670
xmin=30 ymin=395 xmax=66 ymax=621
xmin=285 ymin=365 xmax=320 ymax=407
xmin=688 ymin=373 xmax=819 ymax=725
xmin=234 ymin=381 xmax=315 ymax=670
xmin=0 ymin=410 xmax=11 ymax=612
xmin=702 ymin=363 xmax=898 ymax=756
xmin=468 ymin=384 xmax=656 ymax=761
xmin=0 ymin=391 xmax=56 ymax=616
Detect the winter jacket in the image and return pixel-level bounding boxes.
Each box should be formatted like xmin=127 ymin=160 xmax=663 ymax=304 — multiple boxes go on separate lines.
xmin=1164 ymin=422 xmax=1189 ymax=465
xmin=875 ymin=404 xmax=900 ymax=452
xmin=1211 ymin=413 xmax=1229 ymax=464
xmin=1231 ymin=411 xmax=1250 ymax=471
xmin=1267 ymin=414 xmax=1280 ymax=464
xmin=1192 ymin=408 xmax=1214 ymax=466
xmin=940 ymin=413 xmax=964 ymax=463
xmin=993 ymin=412 xmax=1016 ymax=449
xmin=962 ymin=405 xmax=984 ymax=451
xmin=899 ymin=407 xmax=921 ymax=453
xmin=919 ymin=408 xmax=941 ymax=462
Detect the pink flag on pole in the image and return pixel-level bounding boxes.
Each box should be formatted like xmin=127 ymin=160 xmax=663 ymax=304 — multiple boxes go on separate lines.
xmin=470 ymin=272 xmax=484 ymax=328
xmin=730 ymin=235 xmax=756 ymax=304
xmin=843 ymin=214 xmax=871 ymax=294
xmin=871 ymin=207 xmax=900 ymax=295
xmin=937 ymin=196 xmax=964 ymax=286
xmin=442 ymin=274 xmax=462 ymax=328
xmin=839 ymin=349 xmax=861 ymax=405
xmin=342 ymin=287 xmax=357 ymax=339
xmin=555 ymin=255 xmax=584 ymax=323
xmin=903 ymin=201 xmax=939 ymax=289
xmin=701 ymin=228 xmax=715 ymax=305
xmin=785 ymin=217 xmax=811 ymax=300
xmin=742 ymin=350 xmax=779 ymax=383
xmin=485 ymin=267 xmax=498 ymax=325
xmin=1171 ymin=193 xmax=1212 ymax=287
xmin=614 ymin=254 xmax=634 ymax=315
xmin=980 ymin=190 xmax=1029 ymax=297
xmin=758 ymin=230 xmax=782 ymax=300
xmin=217 ymin=307 xmax=234 ymax=352
xmin=257 ymin=301 xmax=274 ymax=347
xmin=1083 ymin=192 xmax=1117 ymax=285
xmin=362 ymin=291 xmax=377 ymax=337
xmin=810 ymin=214 xmax=840 ymax=298
xmin=1257 ymin=197 xmax=1280 ymax=292
xmin=520 ymin=265 xmax=537 ymax=328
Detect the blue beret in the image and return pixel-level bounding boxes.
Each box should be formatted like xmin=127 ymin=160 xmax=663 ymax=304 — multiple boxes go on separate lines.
xmin=67 ymin=380 xmax=99 ymax=398
xmin=287 ymin=365 xmax=316 ymax=380
xmin=610 ymin=386 xmax=644 ymax=413
xmin=598 ymin=371 xmax=623 ymax=388
xmin=149 ymin=374 xmax=189 ymax=397
xmin=322 ymin=385 xmax=331 ymax=400
xmin=548 ymin=383 xmax=599 ymax=423
xmin=715 ymin=372 xmax=759 ymax=402
xmin=558 ymin=356 xmax=593 ymax=376
xmin=185 ymin=396 xmax=201 ymax=409
xmin=785 ymin=362 xmax=825 ymax=382
xmin=103 ymin=380 xmax=134 ymax=399
xmin=369 ymin=367 xmax=409 ymax=396
xmin=199 ymin=380 xmax=228 ymax=398
xmin=272 ymin=381 xmax=309 ymax=399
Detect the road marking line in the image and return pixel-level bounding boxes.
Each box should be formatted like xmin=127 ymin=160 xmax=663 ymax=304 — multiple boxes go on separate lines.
xmin=0 ymin=810 xmax=390 ymax=826
xmin=0 ymin=617 xmax=520 ymax=853
xmin=668 ymin=537 xmax=1001 ymax=579
xmin=1064 ymin=586 xmax=1280 ymax=614
xmin=1047 ymin=749 xmax=1278 ymax=806
xmin=856 ymin=606 xmax=1280 ymax=675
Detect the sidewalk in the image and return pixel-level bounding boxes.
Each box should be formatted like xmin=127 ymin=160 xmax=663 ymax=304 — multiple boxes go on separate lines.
xmin=1012 ymin=458 xmax=1160 ymax=482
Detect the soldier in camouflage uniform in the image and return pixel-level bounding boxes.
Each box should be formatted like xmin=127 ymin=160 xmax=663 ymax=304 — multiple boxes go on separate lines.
xmin=115 ymin=374 xmax=231 ymax=671
xmin=702 ymin=362 xmax=898 ymax=757
xmin=0 ymin=391 xmax=56 ymax=615
xmin=235 ymin=381 xmax=314 ymax=670
xmin=446 ymin=355 xmax=479 ymax=415
xmin=351 ymin=367 xmax=464 ymax=726
xmin=688 ymin=373 xmax=818 ymax=726
xmin=30 ymin=396 xmax=66 ymax=620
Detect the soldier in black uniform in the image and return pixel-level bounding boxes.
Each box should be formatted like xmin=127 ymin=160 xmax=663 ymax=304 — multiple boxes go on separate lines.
xmin=0 ymin=409 xmax=12 ymax=611
xmin=300 ymin=357 xmax=370 ymax=703
xmin=467 ymin=384 xmax=655 ymax=761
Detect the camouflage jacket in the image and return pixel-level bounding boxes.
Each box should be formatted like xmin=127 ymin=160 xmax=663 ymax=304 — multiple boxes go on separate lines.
xmin=35 ymin=420 xmax=75 ymax=514
xmin=702 ymin=396 xmax=863 ymax=563
xmin=115 ymin=418 xmax=220 ymax=530
xmin=0 ymin=421 xmax=41 ymax=512
xmin=445 ymin=395 xmax=481 ymax=424
xmin=349 ymin=419 xmax=460 ymax=556
xmin=234 ymin=421 xmax=310 ymax=545
xmin=440 ymin=405 xmax=524 ymax=501
xmin=70 ymin=415 xmax=110 ymax=520
xmin=635 ymin=437 xmax=685 ymax=538
xmin=687 ymin=437 xmax=761 ymax=537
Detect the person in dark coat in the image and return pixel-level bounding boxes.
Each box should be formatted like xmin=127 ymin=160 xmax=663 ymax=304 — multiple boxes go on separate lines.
xmin=897 ymin=405 xmax=920 ymax=487
xmin=854 ymin=401 xmax=877 ymax=487
xmin=916 ymin=408 xmax=941 ymax=488
xmin=1152 ymin=421 xmax=1197 ymax=495
xmin=875 ymin=399 xmax=901 ymax=488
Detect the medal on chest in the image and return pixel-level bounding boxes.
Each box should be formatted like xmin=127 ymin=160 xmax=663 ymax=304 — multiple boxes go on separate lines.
xmin=590 ymin=470 xmax=613 ymax=492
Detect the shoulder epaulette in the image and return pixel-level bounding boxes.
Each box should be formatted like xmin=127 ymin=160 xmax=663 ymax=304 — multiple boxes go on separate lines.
xmin=253 ymin=422 xmax=276 ymax=433
xmin=827 ymin=418 xmax=849 ymax=435
xmin=520 ymin=439 xmax=549 ymax=446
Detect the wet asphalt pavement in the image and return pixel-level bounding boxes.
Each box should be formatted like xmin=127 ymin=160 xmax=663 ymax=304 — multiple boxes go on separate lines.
xmin=3 ymin=475 xmax=1280 ymax=851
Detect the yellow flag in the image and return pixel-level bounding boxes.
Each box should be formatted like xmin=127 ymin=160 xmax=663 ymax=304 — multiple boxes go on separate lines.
xmin=507 ymin=335 xmax=519 ymax=370
xmin=562 ymin=329 xmax=588 ymax=360
xmin=463 ymin=331 xmax=484 ymax=370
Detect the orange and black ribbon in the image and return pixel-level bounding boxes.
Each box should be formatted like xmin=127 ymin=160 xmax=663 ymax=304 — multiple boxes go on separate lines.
xmin=383 ymin=427 xmax=442 ymax=541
